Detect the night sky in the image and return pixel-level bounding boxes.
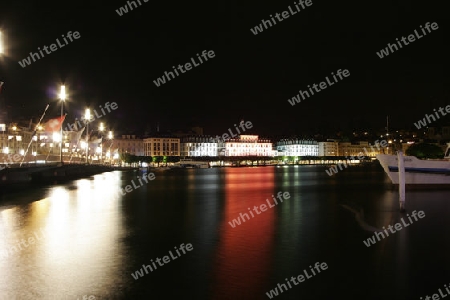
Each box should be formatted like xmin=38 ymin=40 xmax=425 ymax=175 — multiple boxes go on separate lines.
xmin=0 ymin=0 xmax=448 ymax=137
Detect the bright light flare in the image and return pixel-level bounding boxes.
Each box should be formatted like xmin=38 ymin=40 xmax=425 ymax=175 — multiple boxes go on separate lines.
xmin=53 ymin=132 xmax=61 ymax=142
xmin=60 ymin=85 xmax=66 ymax=101
xmin=85 ymin=108 xmax=91 ymax=120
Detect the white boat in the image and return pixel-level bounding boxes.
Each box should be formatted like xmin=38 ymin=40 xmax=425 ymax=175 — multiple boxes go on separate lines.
xmin=376 ymin=143 xmax=450 ymax=186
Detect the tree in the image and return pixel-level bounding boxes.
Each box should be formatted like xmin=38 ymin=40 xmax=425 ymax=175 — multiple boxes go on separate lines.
xmin=152 ymin=156 xmax=163 ymax=167
xmin=166 ymin=156 xmax=180 ymax=163
xmin=120 ymin=153 xmax=132 ymax=164
xmin=406 ymin=143 xmax=444 ymax=159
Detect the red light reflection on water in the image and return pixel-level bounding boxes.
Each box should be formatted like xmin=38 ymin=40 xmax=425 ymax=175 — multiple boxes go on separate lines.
xmin=210 ymin=167 xmax=276 ymax=299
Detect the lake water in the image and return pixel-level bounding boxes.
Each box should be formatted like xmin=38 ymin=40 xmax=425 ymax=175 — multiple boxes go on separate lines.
xmin=1 ymin=164 xmax=449 ymax=299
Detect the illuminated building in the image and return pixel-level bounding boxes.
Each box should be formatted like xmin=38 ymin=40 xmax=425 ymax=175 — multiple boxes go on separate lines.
xmin=318 ymin=140 xmax=339 ymax=156
xmin=110 ymin=135 xmax=144 ymax=156
xmin=143 ymin=137 xmax=180 ymax=156
xmin=224 ymin=135 xmax=273 ymax=156
xmin=181 ymin=136 xmax=220 ymax=157
xmin=338 ymin=141 xmax=389 ymax=157
xmin=276 ymin=139 xmax=318 ymax=156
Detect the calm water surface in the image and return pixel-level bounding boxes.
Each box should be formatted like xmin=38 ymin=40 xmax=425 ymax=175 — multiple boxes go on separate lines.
xmin=1 ymin=165 xmax=450 ymax=299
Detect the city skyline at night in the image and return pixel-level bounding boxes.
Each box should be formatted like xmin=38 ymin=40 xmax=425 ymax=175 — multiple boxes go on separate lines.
xmin=0 ymin=1 xmax=448 ymax=137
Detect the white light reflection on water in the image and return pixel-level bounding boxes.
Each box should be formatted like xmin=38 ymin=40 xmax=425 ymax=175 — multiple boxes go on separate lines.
xmin=0 ymin=171 xmax=130 ymax=299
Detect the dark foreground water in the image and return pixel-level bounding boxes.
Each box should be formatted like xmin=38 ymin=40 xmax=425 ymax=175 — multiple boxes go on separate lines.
xmin=1 ymin=164 xmax=450 ymax=300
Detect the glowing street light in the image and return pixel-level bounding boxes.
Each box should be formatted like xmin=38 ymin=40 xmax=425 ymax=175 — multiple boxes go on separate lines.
xmin=59 ymin=85 xmax=66 ymax=163
xmin=99 ymin=122 xmax=104 ymax=132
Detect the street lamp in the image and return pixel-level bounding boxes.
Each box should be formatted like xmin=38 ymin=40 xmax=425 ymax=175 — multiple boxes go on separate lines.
xmin=59 ymin=85 xmax=66 ymax=163
xmin=85 ymin=108 xmax=91 ymax=164
xmin=108 ymin=131 xmax=113 ymax=164
xmin=0 ymin=31 xmax=3 ymax=55
xmin=99 ymin=123 xmax=104 ymax=163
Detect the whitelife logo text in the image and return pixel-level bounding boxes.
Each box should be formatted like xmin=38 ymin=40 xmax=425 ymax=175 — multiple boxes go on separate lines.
xmin=228 ymin=191 xmax=290 ymax=228
xmin=266 ymin=262 xmax=328 ymax=298
xmin=287 ymin=69 xmax=350 ymax=107
xmin=413 ymin=105 xmax=450 ymax=129
xmin=131 ymin=243 xmax=193 ymax=280
xmin=250 ymin=0 xmax=313 ymax=35
xmin=153 ymin=50 xmax=215 ymax=87
xmin=116 ymin=0 xmax=149 ymax=16
xmin=325 ymin=139 xmax=389 ymax=176
xmin=376 ymin=22 xmax=438 ymax=59
xmin=363 ymin=210 xmax=425 ymax=247
xmin=216 ymin=121 xmax=253 ymax=143
xmin=18 ymin=31 xmax=81 ymax=68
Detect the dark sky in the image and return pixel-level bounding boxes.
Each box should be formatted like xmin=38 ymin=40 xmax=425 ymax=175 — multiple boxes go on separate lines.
xmin=0 ymin=0 xmax=448 ymax=137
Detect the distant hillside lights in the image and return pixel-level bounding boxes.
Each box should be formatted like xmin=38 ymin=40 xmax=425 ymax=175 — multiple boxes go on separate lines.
xmin=18 ymin=31 xmax=81 ymax=68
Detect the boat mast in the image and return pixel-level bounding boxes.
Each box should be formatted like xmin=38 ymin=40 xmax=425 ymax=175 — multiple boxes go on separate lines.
xmin=386 ymin=115 xmax=389 ymax=136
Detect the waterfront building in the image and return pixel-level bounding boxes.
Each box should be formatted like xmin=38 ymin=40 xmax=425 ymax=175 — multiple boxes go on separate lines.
xmin=110 ymin=135 xmax=144 ymax=156
xmin=318 ymin=140 xmax=339 ymax=156
xmin=180 ymin=136 xmax=220 ymax=157
xmin=276 ymin=139 xmax=318 ymax=156
xmin=0 ymin=122 xmax=86 ymax=163
xmin=1 ymin=123 xmax=35 ymax=156
xmin=224 ymin=135 xmax=274 ymax=156
xmin=338 ymin=141 xmax=390 ymax=157
xmin=143 ymin=137 xmax=180 ymax=157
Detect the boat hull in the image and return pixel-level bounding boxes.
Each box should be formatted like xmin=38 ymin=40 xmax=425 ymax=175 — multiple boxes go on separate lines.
xmin=376 ymin=154 xmax=450 ymax=185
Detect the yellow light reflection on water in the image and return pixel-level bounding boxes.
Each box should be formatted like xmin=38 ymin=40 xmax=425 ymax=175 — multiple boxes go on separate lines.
xmin=0 ymin=171 xmax=127 ymax=299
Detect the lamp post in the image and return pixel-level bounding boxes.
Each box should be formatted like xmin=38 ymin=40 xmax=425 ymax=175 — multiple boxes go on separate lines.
xmin=108 ymin=130 xmax=113 ymax=165
xmin=85 ymin=108 xmax=90 ymax=164
xmin=99 ymin=122 xmax=104 ymax=163
xmin=59 ymin=85 xmax=66 ymax=163
xmin=0 ymin=31 xmax=3 ymax=56
xmin=0 ymin=30 xmax=4 ymax=55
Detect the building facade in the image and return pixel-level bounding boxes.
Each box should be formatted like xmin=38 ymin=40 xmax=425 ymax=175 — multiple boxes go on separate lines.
xmin=224 ymin=135 xmax=274 ymax=156
xmin=110 ymin=135 xmax=144 ymax=156
xmin=143 ymin=137 xmax=180 ymax=157
xmin=338 ymin=141 xmax=390 ymax=157
xmin=318 ymin=140 xmax=339 ymax=156
xmin=276 ymin=139 xmax=318 ymax=156
xmin=181 ymin=136 xmax=220 ymax=157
